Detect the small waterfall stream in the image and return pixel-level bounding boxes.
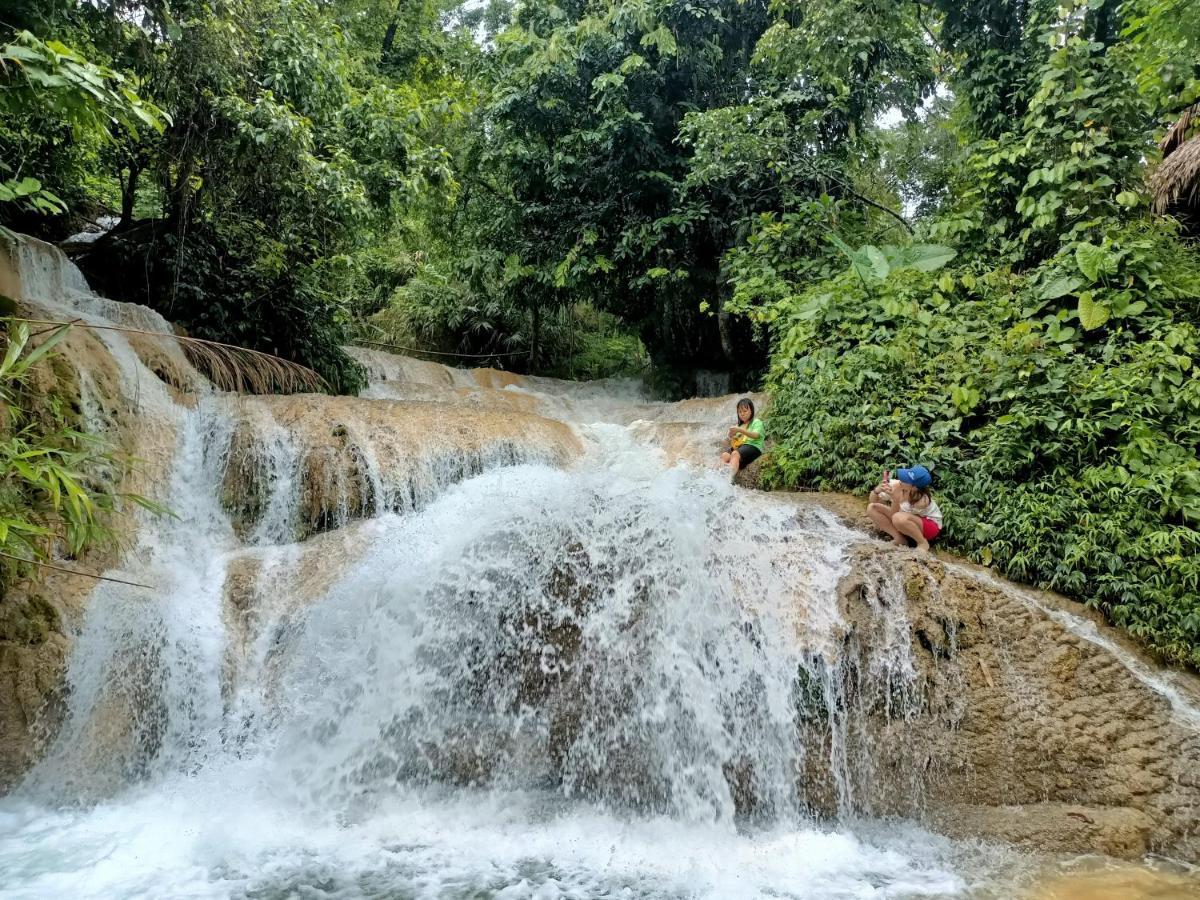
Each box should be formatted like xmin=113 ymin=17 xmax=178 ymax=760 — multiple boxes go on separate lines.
xmin=1 ymin=238 xmax=1198 ymax=899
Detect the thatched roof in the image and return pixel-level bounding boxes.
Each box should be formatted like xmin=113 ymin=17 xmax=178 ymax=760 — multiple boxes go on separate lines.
xmin=1151 ymin=133 xmax=1200 ymax=215
xmin=1160 ymin=103 xmax=1198 ymax=157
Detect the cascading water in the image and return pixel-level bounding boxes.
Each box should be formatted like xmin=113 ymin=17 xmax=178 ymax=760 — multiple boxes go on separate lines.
xmin=2 ymin=238 xmax=1198 ymax=898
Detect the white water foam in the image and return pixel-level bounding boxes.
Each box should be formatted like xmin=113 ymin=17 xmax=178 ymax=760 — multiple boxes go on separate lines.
xmin=0 ymin=418 xmax=982 ymax=898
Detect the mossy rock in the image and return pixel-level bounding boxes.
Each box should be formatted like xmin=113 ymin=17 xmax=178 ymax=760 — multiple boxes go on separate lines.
xmin=0 ymin=590 xmax=60 ymax=645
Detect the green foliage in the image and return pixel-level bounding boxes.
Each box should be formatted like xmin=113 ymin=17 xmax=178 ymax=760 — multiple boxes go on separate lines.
xmin=451 ymin=0 xmax=933 ymax=369
xmin=1 ymin=0 xmax=471 ymax=390
xmin=866 ymin=94 xmax=960 ymax=221
xmin=555 ymin=315 xmax=648 ymax=381
xmin=367 ymin=264 xmax=648 ymax=380
xmin=764 ymin=223 xmax=1200 ymax=668
xmin=936 ymin=9 xmax=1153 ymax=262
xmin=1124 ymin=0 xmax=1200 ymax=115
xmin=0 ymin=30 xmax=166 ymax=227
xmin=0 ymin=321 xmax=161 ymax=594
xmin=0 ymin=31 xmax=166 ymax=138
xmin=827 ymin=235 xmax=956 ymax=284
xmin=755 ymin=2 xmax=1200 ymax=666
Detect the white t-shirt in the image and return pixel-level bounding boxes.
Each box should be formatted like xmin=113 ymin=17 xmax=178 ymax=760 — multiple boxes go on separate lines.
xmin=901 ymin=496 xmax=943 ymax=526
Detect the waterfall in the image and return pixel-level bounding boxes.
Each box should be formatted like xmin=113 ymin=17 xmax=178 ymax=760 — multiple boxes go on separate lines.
xmin=1 ymin=236 xmax=1198 ymax=899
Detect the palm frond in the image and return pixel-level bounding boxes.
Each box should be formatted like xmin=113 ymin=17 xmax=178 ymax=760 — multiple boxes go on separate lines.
xmin=13 ymin=317 xmax=327 ymax=394
xmin=1151 ymin=135 xmax=1200 ymax=215
xmin=175 ymin=333 xmax=326 ymax=394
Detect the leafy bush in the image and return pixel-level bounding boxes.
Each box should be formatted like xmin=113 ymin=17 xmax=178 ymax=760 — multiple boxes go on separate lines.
xmin=763 ymin=223 xmax=1200 ymax=667
xmin=365 ymin=265 xmax=648 ymax=380
xmin=0 ymin=321 xmax=161 ymax=602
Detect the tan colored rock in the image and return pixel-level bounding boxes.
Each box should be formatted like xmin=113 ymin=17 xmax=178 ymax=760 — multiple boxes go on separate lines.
xmin=630 ymin=420 xmax=720 ymax=468
xmin=217 ymin=394 xmax=583 ymax=541
xmin=219 ymin=522 xmax=372 ymax=703
xmin=0 ymin=300 xmax=181 ymax=791
xmin=471 ymin=367 xmax=531 ymax=391
xmin=777 ymin=492 xmax=1200 ymax=860
xmin=0 ymin=634 xmax=68 ymax=789
xmin=1026 ymin=864 xmax=1200 ymax=900
xmin=928 ymin=802 xmax=1154 ymax=857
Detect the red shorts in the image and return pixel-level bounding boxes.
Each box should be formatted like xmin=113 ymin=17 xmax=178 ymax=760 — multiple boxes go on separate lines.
xmin=920 ymin=517 xmax=941 ymax=541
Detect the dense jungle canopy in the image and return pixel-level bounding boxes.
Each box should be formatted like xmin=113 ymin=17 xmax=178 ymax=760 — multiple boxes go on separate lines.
xmin=3 ymin=1 xmax=1200 ymax=666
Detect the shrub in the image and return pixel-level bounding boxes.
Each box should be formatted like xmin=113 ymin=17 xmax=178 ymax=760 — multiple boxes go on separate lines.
xmin=763 ymin=223 xmax=1200 ymax=667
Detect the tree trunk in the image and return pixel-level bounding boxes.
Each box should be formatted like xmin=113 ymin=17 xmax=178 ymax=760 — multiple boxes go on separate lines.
xmin=381 ymin=1 xmax=402 ymax=59
xmin=118 ymin=160 xmax=141 ymax=230
xmin=531 ymin=301 xmax=541 ymax=371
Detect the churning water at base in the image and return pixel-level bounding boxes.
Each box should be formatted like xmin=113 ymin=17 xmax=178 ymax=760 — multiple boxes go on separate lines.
xmin=0 ymin=787 xmax=984 ymax=899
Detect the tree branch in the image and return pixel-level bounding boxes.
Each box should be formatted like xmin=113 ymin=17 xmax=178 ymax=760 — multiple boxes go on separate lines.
xmin=0 ymin=551 xmax=152 ymax=589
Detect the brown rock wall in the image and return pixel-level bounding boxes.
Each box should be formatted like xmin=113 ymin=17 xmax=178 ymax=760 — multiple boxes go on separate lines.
xmin=813 ymin=533 xmax=1200 ymax=859
xmin=217 ymin=394 xmax=583 ymax=540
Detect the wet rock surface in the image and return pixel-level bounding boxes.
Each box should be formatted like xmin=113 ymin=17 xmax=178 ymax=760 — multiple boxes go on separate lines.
xmin=1 ymin=239 xmax=190 ymax=790
xmin=0 ymin=634 xmax=68 ymax=789
xmin=216 ymin=394 xmax=583 ymax=541
xmin=785 ymin=495 xmax=1200 ymax=860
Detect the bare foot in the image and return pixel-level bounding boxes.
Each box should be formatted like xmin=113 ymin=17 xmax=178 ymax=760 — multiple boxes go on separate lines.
xmin=892 ymin=537 xmax=906 ymax=547
xmin=914 ymin=542 xmax=930 ymax=555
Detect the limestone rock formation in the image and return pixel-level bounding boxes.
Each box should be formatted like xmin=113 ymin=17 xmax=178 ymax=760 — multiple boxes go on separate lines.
xmin=216 ymin=394 xmax=582 ymax=541
xmin=791 ymin=497 xmax=1200 ymax=860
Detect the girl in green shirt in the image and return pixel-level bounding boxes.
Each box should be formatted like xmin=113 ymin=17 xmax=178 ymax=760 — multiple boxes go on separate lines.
xmin=721 ymin=398 xmax=765 ymax=475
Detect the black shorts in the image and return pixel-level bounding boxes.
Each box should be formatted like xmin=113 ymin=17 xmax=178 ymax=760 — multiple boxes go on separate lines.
xmin=729 ymin=444 xmax=761 ymax=465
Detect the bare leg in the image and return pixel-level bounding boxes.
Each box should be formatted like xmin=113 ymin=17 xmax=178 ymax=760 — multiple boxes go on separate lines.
xmin=720 ymin=451 xmax=731 ymax=466
xmin=892 ymin=511 xmax=930 ymax=553
xmin=867 ymin=502 xmax=902 ymax=543
xmin=729 ymin=450 xmax=743 ymax=474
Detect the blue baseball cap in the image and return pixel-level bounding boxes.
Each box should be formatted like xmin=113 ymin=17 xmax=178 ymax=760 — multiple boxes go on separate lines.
xmin=896 ymin=466 xmax=932 ymax=489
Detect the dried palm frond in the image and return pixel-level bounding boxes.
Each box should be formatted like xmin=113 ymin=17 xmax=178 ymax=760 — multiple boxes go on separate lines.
xmin=1160 ymin=103 xmax=1199 ymax=158
xmin=174 ymin=332 xmax=327 ymax=394
xmin=1150 ymin=135 xmax=1200 ymax=215
xmin=15 ymin=317 xmax=327 ymax=394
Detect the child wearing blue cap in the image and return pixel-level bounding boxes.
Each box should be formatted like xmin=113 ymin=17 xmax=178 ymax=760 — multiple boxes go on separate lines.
xmin=867 ymin=465 xmax=943 ymax=553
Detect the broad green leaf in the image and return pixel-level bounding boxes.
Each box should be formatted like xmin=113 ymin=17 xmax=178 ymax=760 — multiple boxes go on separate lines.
xmin=1075 ymin=242 xmax=1114 ymax=282
xmin=858 ymin=245 xmax=890 ymax=281
xmin=591 ymin=73 xmax=624 ymax=93
xmin=1077 ymin=292 xmax=1110 ymax=331
xmin=880 ymin=244 xmax=907 ymax=268
xmin=907 ymin=244 xmax=957 ymax=272
xmin=641 ymin=25 xmax=677 ymax=57
xmin=826 ymin=233 xmax=856 ymax=259
xmin=1039 ymin=275 xmax=1083 ymax=300
xmin=618 ymin=54 xmax=646 ymax=74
